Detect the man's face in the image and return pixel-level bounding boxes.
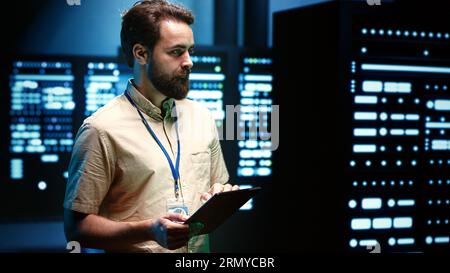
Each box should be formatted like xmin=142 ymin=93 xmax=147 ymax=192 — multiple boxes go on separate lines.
xmin=148 ymin=19 xmax=194 ymax=100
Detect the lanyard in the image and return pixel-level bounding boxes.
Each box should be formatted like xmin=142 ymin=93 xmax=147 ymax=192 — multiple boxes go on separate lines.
xmin=125 ymin=91 xmax=183 ymax=199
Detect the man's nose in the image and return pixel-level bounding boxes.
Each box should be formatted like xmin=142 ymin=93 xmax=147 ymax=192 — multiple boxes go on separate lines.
xmin=181 ymin=52 xmax=193 ymax=71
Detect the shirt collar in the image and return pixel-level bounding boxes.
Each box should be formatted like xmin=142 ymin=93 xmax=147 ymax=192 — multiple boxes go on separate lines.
xmin=126 ymin=79 xmax=175 ymax=122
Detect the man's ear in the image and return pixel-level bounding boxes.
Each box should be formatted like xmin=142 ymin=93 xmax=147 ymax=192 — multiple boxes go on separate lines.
xmin=132 ymin=43 xmax=150 ymax=65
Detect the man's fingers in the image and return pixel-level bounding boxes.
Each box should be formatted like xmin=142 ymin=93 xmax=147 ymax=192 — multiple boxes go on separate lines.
xmin=223 ymin=183 xmax=232 ymax=192
xmin=209 ymin=183 xmax=223 ymax=195
xmin=167 ymin=233 xmax=190 ymax=250
xmin=201 ymin=192 xmax=212 ymax=202
xmin=205 ymin=183 xmax=240 ymax=199
xmin=166 ymin=221 xmax=189 ymax=237
xmin=164 ymin=212 xmax=188 ymax=222
xmin=154 ymin=216 xmax=189 ymax=250
xmin=203 ymin=183 xmax=240 ymax=203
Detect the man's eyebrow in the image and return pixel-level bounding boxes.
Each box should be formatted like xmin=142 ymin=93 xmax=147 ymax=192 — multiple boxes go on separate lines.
xmin=167 ymin=44 xmax=195 ymax=50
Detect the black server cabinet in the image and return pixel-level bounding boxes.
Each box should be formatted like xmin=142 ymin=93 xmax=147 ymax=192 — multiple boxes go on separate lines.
xmin=274 ymin=1 xmax=450 ymax=253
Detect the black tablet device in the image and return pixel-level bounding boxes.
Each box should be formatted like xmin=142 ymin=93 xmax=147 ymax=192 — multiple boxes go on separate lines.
xmin=185 ymin=187 xmax=261 ymax=235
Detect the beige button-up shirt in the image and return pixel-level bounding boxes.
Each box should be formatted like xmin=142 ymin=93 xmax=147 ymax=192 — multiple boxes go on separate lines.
xmin=64 ymin=79 xmax=229 ymax=253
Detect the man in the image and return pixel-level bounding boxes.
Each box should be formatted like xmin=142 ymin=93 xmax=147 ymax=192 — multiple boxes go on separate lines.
xmin=63 ymin=0 xmax=238 ymax=253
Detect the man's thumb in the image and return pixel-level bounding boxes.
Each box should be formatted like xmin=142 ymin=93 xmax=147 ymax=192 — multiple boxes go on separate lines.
xmin=166 ymin=212 xmax=188 ymax=222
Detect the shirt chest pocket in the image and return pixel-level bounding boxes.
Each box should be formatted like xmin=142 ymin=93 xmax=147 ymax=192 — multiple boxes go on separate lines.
xmin=188 ymin=150 xmax=211 ymax=183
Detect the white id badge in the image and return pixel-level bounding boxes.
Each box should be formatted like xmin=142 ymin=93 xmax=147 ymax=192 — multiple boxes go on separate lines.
xmin=166 ymin=197 xmax=189 ymax=217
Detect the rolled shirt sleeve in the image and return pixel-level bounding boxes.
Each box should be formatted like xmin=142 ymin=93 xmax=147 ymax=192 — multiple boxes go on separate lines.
xmin=63 ymin=121 xmax=115 ymax=215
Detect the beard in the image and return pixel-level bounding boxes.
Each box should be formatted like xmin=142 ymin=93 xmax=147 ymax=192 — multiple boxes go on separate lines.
xmin=148 ymin=61 xmax=190 ymax=100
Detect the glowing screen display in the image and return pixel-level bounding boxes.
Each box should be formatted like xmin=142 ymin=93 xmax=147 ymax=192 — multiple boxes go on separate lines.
xmin=347 ymin=19 xmax=450 ymax=252
xmin=9 ymin=61 xmax=74 ymax=182
xmin=237 ymin=56 xmax=273 ymax=177
xmin=187 ymin=54 xmax=227 ymax=125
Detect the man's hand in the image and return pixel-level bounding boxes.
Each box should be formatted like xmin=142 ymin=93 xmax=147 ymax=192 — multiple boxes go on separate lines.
xmin=151 ymin=213 xmax=190 ymax=250
xmin=200 ymin=183 xmax=240 ymax=202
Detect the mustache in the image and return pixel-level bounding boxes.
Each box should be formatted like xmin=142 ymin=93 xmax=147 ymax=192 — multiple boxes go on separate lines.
xmin=177 ymin=68 xmax=191 ymax=79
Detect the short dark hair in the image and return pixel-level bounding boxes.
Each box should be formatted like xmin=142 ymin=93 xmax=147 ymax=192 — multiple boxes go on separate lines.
xmin=120 ymin=0 xmax=195 ymax=67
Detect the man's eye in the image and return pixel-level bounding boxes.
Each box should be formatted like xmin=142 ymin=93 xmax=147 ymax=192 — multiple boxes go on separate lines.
xmin=171 ymin=49 xmax=182 ymax=56
xmin=189 ymin=49 xmax=195 ymax=55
